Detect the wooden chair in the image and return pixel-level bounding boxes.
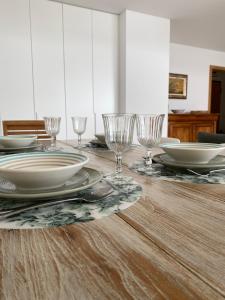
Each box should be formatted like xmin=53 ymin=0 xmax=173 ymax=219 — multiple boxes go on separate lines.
xmin=2 ymin=120 xmax=51 ymax=139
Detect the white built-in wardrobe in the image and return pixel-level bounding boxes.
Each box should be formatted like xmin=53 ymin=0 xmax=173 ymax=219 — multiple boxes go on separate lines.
xmin=0 ymin=0 xmax=119 ymax=139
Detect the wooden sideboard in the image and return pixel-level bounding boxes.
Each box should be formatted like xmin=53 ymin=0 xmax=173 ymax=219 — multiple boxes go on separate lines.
xmin=168 ymin=113 xmax=219 ymax=142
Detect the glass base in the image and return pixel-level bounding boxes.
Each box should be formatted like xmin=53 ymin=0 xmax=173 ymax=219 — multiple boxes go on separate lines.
xmin=130 ymin=160 xmax=162 ymax=176
xmin=104 ymin=173 xmax=133 ymax=185
xmin=73 ymin=144 xmax=86 ymax=150
xmin=45 ymin=146 xmax=63 ymax=152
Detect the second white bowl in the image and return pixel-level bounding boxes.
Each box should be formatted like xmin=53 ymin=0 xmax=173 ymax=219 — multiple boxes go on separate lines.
xmin=0 ymin=135 xmax=37 ymax=148
xmin=160 ymin=143 xmax=225 ymax=164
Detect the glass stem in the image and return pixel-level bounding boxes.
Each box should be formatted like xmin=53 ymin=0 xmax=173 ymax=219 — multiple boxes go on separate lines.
xmin=115 ymin=153 xmax=122 ymax=174
xmin=145 ymin=148 xmax=153 ymax=169
xmin=78 ymin=134 xmax=81 ymax=147
xmin=51 ymin=136 xmax=56 ymax=148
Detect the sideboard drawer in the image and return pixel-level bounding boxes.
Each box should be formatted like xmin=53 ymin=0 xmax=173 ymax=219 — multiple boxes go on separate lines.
xmin=168 ymin=113 xmax=219 ymax=142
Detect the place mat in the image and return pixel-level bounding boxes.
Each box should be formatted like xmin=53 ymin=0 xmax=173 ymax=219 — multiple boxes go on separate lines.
xmin=0 ymin=176 xmax=142 ymax=229
xmin=130 ymin=161 xmax=225 ymax=184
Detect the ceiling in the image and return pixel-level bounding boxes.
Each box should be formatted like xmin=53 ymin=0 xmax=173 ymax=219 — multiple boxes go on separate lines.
xmin=52 ymin=0 xmax=225 ymax=52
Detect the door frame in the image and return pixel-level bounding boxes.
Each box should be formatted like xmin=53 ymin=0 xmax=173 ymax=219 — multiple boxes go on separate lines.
xmin=208 ymin=65 xmax=225 ymax=112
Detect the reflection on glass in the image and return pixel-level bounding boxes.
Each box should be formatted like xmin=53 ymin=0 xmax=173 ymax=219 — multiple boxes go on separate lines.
xmin=102 ymin=113 xmax=135 ymax=177
xmin=44 ymin=117 xmax=61 ymax=151
xmin=136 ymin=114 xmax=165 ymax=175
xmin=72 ymin=116 xmax=87 ymax=148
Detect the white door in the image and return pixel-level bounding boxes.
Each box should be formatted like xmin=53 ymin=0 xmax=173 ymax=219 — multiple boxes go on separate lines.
xmin=30 ymin=0 xmax=66 ymax=139
xmin=92 ymin=11 xmax=119 ymax=134
xmin=0 ymin=0 xmax=34 ymax=121
xmin=63 ymin=4 xmax=94 ymax=140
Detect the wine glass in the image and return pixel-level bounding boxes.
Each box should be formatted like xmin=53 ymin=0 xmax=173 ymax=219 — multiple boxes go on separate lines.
xmin=102 ymin=113 xmax=136 ymax=178
xmin=136 ymin=114 xmax=165 ymax=175
xmin=44 ymin=117 xmax=61 ymax=151
xmin=72 ymin=117 xmax=87 ymax=148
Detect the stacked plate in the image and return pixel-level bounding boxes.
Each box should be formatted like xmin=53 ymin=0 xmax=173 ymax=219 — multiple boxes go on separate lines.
xmin=157 ymin=143 xmax=225 ymax=170
xmin=0 ymin=151 xmax=102 ymax=200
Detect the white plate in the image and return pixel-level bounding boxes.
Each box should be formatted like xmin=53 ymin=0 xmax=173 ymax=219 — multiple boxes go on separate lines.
xmin=154 ymin=153 xmax=225 ymax=170
xmin=160 ymin=143 xmax=225 ymax=164
xmin=0 ymin=144 xmax=39 ymax=153
xmin=0 ymin=167 xmax=102 ymax=200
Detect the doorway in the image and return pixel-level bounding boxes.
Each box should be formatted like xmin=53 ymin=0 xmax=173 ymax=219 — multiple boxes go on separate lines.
xmin=209 ymin=65 xmax=225 ymax=133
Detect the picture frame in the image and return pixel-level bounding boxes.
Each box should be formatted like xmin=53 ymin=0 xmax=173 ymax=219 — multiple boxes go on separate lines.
xmin=169 ymin=73 xmax=188 ymax=99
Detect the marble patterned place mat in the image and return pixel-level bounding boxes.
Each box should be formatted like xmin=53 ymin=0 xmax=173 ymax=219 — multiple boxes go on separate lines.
xmin=130 ymin=161 xmax=225 ymax=184
xmin=0 ymin=176 xmax=142 ymax=229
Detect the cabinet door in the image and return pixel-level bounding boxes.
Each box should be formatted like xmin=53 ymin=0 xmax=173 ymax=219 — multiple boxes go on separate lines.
xmin=0 ymin=0 xmax=34 ymax=121
xmin=92 ymin=11 xmax=119 ymax=133
xmin=193 ymin=123 xmax=214 ymax=142
xmin=30 ymin=0 xmax=66 ymax=139
xmin=63 ymin=5 xmax=94 ymax=140
xmin=168 ymin=123 xmax=192 ymax=142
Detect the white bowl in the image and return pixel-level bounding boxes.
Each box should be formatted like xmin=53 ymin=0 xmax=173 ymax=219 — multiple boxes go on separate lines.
xmin=0 ymin=135 xmax=37 ymax=148
xmin=160 ymin=143 xmax=225 ymax=164
xmin=95 ymin=134 xmax=106 ymax=144
xmin=0 ymin=152 xmax=89 ymax=190
xmin=171 ymin=109 xmax=185 ymax=114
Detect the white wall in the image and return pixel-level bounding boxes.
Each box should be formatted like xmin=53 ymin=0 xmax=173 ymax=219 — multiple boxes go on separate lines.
xmin=30 ymin=0 xmax=67 ymax=139
xmin=120 ymin=10 xmax=170 ymax=135
xmin=93 ymin=11 xmax=119 ymax=133
xmin=0 ymin=0 xmax=119 ymax=139
xmin=0 ymin=0 xmax=34 ymax=120
xmin=169 ymin=43 xmax=225 ymax=111
xmin=63 ymin=5 xmax=94 ymax=140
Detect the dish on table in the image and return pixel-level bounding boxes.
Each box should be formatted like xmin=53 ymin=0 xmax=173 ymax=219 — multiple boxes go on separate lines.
xmin=0 ymin=167 xmax=102 ymax=200
xmin=89 ymin=139 xmax=108 ymax=148
xmin=153 ymin=153 xmax=225 ymax=170
xmin=0 ymin=135 xmax=37 ymax=148
xmin=160 ymin=143 xmax=225 ymax=164
xmin=171 ymin=109 xmax=185 ymax=114
xmin=95 ymin=134 xmax=106 ymax=144
xmin=0 ymin=152 xmax=89 ymax=190
xmin=0 ymin=144 xmax=40 ymax=154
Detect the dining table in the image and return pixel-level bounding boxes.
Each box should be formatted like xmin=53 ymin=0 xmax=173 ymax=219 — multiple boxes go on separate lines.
xmin=0 ymin=139 xmax=225 ymax=300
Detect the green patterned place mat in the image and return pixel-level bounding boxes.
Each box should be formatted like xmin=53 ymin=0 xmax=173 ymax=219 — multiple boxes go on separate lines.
xmin=0 ymin=176 xmax=142 ymax=229
xmin=130 ymin=161 xmax=225 ymax=184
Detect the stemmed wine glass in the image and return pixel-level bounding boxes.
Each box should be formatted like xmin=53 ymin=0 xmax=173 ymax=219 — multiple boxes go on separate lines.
xmin=44 ymin=117 xmax=61 ymax=151
xmin=72 ymin=116 xmax=87 ymax=148
xmin=102 ymin=113 xmax=136 ymax=178
xmin=136 ymin=114 xmax=165 ymax=175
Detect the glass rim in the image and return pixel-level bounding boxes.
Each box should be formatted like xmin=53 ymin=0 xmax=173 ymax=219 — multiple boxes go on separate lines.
xmin=102 ymin=113 xmax=135 ymax=117
xmin=43 ymin=116 xmax=61 ymax=119
xmin=71 ymin=116 xmax=87 ymax=119
xmin=136 ymin=113 xmax=165 ymax=117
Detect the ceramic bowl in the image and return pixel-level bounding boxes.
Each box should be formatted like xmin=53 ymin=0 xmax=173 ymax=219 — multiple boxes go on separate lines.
xmin=95 ymin=134 xmax=106 ymax=144
xmin=0 ymin=152 xmax=89 ymax=190
xmin=171 ymin=109 xmax=185 ymax=114
xmin=0 ymin=135 xmax=37 ymax=148
xmin=160 ymin=143 xmax=225 ymax=164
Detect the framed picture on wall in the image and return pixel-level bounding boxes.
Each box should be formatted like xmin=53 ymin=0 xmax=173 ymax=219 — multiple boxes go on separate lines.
xmin=169 ymin=73 xmax=188 ymax=99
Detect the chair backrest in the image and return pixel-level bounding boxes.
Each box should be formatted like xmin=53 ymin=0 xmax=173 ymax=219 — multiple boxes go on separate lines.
xmin=2 ymin=120 xmax=50 ymax=139
xmin=197 ymin=132 xmax=225 ymax=144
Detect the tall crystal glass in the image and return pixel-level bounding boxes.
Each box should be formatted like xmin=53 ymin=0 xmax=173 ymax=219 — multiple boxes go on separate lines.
xmin=102 ymin=113 xmax=135 ymax=177
xmin=72 ymin=116 xmax=87 ymax=148
xmin=44 ymin=117 xmax=61 ymax=151
xmin=136 ymin=114 xmax=165 ymax=175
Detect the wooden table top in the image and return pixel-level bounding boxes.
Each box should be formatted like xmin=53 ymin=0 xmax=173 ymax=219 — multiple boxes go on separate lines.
xmin=1 ymin=141 xmax=225 ymax=300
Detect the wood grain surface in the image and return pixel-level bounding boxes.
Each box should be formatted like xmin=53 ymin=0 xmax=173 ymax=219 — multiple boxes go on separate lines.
xmin=0 ymin=141 xmax=224 ymax=300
